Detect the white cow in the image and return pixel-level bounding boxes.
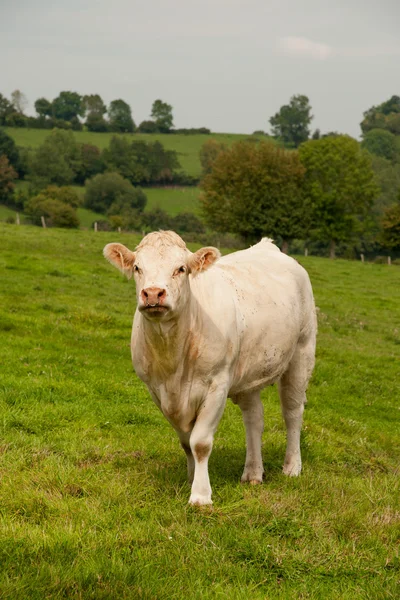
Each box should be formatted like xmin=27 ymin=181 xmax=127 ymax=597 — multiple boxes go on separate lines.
xmin=104 ymin=231 xmax=317 ymax=505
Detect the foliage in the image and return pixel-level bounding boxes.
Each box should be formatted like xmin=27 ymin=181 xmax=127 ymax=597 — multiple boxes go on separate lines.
xmin=31 ymin=185 xmax=82 ymax=208
xmin=370 ymin=154 xmax=400 ymax=216
xmin=0 ymin=93 xmax=14 ymax=125
xmin=108 ymin=99 xmax=135 ymax=133
xmin=52 ymin=91 xmax=84 ymax=121
xmin=83 ymin=94 xmax=108 ymax=132
xmin=84 ymin=172 xmax=147 ymax=214
xmin=380 ymin=201 xmax=400 ymax=251
xmin=299 ymin=135 xmax=379 ymax=257
xmin=10 ymin=90 xmax=27 ymax=114
xmin=103 ymin=136 xmax=180 ymax=185
xmin=142 ymin=207 xmax=173 ymax=230
xmin=75 ymin=143 xmax=105 ymax=185
xmin=201 ymin=141 xmax=306 ymax=244
xmin=172 ymin=211 xmax=205 ymax=233
xmin=269 ymin=94 xmax=313 ymax=147
xmin=29 ymin=129 xmax=81 ymax=188
xmin=361 ymin=95 xmax=400 ymax=135
xmin=361 ymin=128 xmax=398 ymax=161
xmin=137 ymin=120 xmax=158 ymax=133
xmin=24 ymin=195 xmax=79 ymax=228
xmin=0 ymin=128 xmax=21 ymax=172
xmin=34 ymin=97 xmax=52 ymax=118
xmin=151 ymin=99 xmax=174 ymax=133
xmin=0 ymin=155 xmax=18 ymax=205
xmin=199 ymin=139 xmax=227 ymax=176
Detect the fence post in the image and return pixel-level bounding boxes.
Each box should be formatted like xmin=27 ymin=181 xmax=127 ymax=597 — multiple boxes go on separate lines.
xmin=388 ymin=256 xmax=391 ymax=266
xmin=304 ymin=248 xmax=308 ymax=257
xmin=118 ymin=227 xmax=121 ymax=234
xmin=360 ymin=253 xmax=364 ymax=263
xmin=94 ymin=222 xmax=98 ymax=232
xmin=16 ymin=213 xmax=20 ymax=225
xmin=41 ymin=216 xmax=46 ymax=228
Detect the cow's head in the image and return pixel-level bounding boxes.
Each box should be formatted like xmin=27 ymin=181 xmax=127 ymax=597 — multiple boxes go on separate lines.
xmin=104 ymin=231 xmax=220 ymax=320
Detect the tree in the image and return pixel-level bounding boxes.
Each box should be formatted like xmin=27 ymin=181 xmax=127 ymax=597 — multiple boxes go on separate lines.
xmin=25 ymin=195 xmax=79 ymax=228
xmin=370 ymin=155 xmax=400 ymax=214
xmin=0 ymin=155 xmax=18 ymax=206
xmin=108 ymin=99 xmax=135 ymax=133
xmin=75 ymin=144 xmax=105 ymax=184
xmin=380 ymin=200 xmax=400 ymax=251
xmin=29 ymin=129 xmax=81 ymax=188
xmin=52 ymin=91 xmax=84 ymax=121
xmin=0 ymin=129 xmax=21 ymax=171
xmin=361 ymin=129 xmax=398 ymax=161
xmin=34 ymin=185 xmax=82 ymax=208
xmin=0 ymin=93 xmax=14 ymax=125
xmin=84 ymin=172 xmax=147 ymax=214
xmin=151 ymin=99 xmax=174 ymax=133
xmin=10 ymin=90 xmax=27 ymax=114
xmin=269 ymin=94 xmax=313 ymax=147
xmin=138 ymin=120 xmax=158 ymax=133
xmin=299 ymin=135 xmax=379 ymax=258
xmin=34 ymin=97 xmax=52 ymax=118
xmin=361 ymin=95 xmax=400 ymax=135
xmin=83 ymin=94 xmax=108 ymax=132
xmin=199 ymin=139 xmax=227 ymax=177
xmin=200 ymin=141 xmax=306 ymax=246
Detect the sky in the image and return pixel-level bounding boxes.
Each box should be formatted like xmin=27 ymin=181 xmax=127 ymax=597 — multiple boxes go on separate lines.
xmin=1 ymin=0 xmax=399 ymax=138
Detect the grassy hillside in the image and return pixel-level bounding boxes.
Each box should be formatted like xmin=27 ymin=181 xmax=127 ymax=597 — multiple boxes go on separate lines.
xmin=5 ymin=127 xmax=266 ymax=178
xmin=0 ymin=223 xmax=399 ymax=598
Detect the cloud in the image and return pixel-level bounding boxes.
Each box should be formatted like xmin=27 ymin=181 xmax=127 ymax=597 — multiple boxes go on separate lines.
xmin=278 ymin=36 xmax=333 ymax=60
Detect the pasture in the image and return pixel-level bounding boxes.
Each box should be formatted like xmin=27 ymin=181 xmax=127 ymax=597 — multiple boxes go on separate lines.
xmin=4 ymin=128 xmax=265 ymax=178
xmin=0 ymin=223 xmax=399 ymax=599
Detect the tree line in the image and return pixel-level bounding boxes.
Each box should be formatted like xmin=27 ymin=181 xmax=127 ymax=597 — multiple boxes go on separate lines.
xmin=0 ymin=90 xmax=211 ymax=135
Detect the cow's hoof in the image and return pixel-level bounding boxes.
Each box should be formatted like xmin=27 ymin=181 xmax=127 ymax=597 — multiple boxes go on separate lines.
xmin=241 ymin=476 xmax=263 ymax=485
xmin=283 ymin=461 xmax=302 ymax=476
xmin=189 ymin=494 xmax=212 ymax=506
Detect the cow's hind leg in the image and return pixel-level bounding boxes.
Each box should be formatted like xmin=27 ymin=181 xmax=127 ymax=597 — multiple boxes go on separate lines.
xmin=232 ymin=391 xmax=264 ymax=484
xmin=278 ymin=339 xmax=315 ymax=476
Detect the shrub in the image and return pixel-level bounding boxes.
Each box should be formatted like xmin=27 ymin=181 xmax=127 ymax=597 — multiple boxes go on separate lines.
xmin=0 ymin=155 xmax=18 ymax=206
xmin=25 ymin=195 xmax=79 ymax=228
xmin=137 ymin=120 xmax=158 ymax=133
xmin=84 ymin=172 xmax=147 ymax=214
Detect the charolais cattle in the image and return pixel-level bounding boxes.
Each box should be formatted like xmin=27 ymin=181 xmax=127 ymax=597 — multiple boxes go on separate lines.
xmin=103 ymin=231 xmax=317 ymax=505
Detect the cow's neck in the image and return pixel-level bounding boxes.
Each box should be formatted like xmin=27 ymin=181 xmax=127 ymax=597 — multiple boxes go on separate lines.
xmin=141 ymin=295 xmax=194 ymax=369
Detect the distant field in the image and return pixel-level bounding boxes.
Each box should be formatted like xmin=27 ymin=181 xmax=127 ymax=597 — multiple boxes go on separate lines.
xmin=4 ymin=127 xmax=268 ymax=177
xmin=0 ymin=222 xmax=399 ymax=599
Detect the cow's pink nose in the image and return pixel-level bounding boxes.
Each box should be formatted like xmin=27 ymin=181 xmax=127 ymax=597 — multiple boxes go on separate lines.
xmin=141 ymin=287 xmax=166 ymax=305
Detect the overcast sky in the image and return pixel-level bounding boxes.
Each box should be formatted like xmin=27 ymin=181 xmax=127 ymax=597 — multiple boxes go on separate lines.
xmin=1 ymin=0 xmax=399 ymax=137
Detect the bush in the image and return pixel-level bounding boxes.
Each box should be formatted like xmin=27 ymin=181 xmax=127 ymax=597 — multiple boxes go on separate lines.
xmin=173 ymin=212 xmax=205 ymax=234
xmin=84 ymin=172 xmax=147 ymax=214
xmin=75 ymin=144 xmax=105 ymax=185
xmin=137 ymin=120 xmax=158 ymax=133
xmin=29 ymin=129 xmax=81 ymax=188
xmin=0 ymin=155 xmax=18 ymax=206
xmin=32 ymin=185 xmax=82 ymax=208
xmin=25 ymin=195 xmax=79 ymax=228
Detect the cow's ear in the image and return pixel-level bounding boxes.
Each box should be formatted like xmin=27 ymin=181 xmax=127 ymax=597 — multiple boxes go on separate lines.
xmin=187 ymin=246 xmax=221 ymax=276
xmin=103 ymin=243 xmax=136 ymax=279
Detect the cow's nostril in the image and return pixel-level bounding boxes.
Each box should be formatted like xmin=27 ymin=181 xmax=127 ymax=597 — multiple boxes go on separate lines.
xmin=143 ymin=290 xmax=148 ymax=298
xmin=158 ymin=290 xmax=164 ymax=298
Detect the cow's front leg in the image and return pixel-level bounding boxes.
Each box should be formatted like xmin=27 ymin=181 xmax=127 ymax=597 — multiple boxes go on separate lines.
xmin=189 ymin=388 xmax=227 ymax=506
xmin=178 ymin=431 xmax=195 ymax=484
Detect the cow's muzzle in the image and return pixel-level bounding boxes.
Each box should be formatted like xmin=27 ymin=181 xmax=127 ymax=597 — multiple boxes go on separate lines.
xmin=139 ymin=287 xmax=169 ymax=315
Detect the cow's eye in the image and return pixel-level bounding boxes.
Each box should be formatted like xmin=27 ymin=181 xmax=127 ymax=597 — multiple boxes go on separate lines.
xmin=134 ymin=265 xmax=140 ymax=273
xmin=178 ymin=266 xmax=186 ymax=273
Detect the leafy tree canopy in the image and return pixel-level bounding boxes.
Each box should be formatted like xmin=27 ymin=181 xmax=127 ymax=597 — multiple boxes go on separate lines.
xmin=108 ymin=99 xmax=135 ymax=133
xmin=29 ymin=129 xmax=81 ymax=188
xmin=52 ymin=91 xmax=84 ymax=121
xmin=361 ymin=95 xmax=400 ymax=135
xmin=269 ymin=94 xmax=313 ymax=147
xmin=84 ymin=172 xmax=147 ymax=214
xmin=199 ymin=139 xmax=227 ymax=177
xmin=151 ymin=99 xmax=174 ymax=133
xmin=34 ymin=97 xmax=52 ymax=118
xmin=379 ymin=199 xmax=400 ymax=251
xmin=200 ymin=141 xmax=306 ymax=245
xmin=361 ymin=129 xmax=398 ymax=162
xmin=0 ymin=155 xmax=18 ymax=205
xmin=299 ymin=135 xmax=379 ymax=257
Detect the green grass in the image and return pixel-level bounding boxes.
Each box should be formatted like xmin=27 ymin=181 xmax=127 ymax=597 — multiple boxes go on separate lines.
xmin=0 ymin=222 xmax=399 ymax=599
xmin=5 ymin=128 xmax=265 ymax=178
xmin=145 ymin=186 xmax=201 ymax=215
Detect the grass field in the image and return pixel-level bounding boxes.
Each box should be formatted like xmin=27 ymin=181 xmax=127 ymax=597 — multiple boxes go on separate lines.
xmin=4 ymin=128 xmax=265 ymax=178
xmin=0 ymin=223 xmax=399 ymax=599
